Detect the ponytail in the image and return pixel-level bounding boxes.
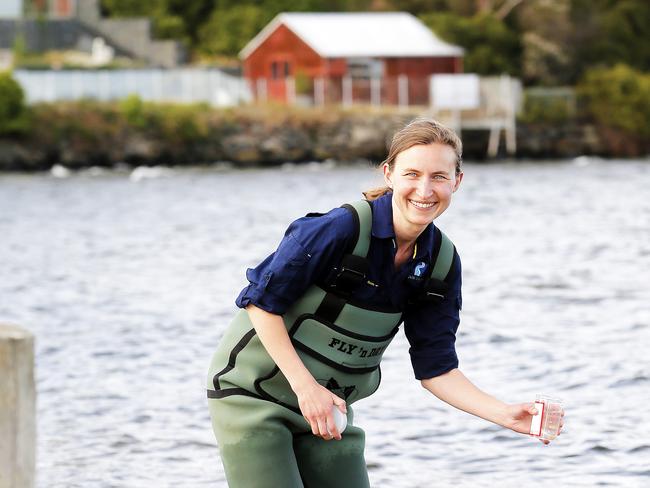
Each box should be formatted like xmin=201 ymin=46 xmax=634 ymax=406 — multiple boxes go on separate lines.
xmin=362 ymin=186 xmax=392 ymax=201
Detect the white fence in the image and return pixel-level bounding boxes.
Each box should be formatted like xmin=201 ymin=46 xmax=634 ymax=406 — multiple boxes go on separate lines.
xmin=250 ymin=75 xmax=429 ymax=107
xmin=13 ymin=68 xmax=252 ymax=106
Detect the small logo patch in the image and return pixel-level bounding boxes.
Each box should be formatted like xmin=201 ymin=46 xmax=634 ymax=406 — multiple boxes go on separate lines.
xmin=414 ymin=262 xmax=427 ymax=277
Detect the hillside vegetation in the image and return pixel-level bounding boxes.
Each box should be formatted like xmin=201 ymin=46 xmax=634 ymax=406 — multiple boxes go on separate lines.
xmin=100 ymin=0 xmax=649 ymax=86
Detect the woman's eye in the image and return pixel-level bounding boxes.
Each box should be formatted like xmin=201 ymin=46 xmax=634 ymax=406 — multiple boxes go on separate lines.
xmin=433 ymin=175 xmax=448 ymax=180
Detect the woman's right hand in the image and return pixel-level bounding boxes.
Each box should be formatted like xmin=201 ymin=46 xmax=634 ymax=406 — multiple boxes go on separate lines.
xmin=294 ymin=381 xmax=347 ymax=441
xmin=244 ymin=305 xmax=348 ymax=440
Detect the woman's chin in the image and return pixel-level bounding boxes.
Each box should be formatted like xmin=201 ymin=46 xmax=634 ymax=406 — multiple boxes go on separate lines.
xmin=407 ymin=207 xmax=438 ymax=223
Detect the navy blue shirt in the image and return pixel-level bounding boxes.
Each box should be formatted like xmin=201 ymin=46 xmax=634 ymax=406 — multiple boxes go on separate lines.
xmin=236 ymin=193 xmax=462 ymax=380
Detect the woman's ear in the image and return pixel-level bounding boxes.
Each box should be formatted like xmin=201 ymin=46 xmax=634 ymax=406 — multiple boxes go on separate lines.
xmin=382 ymin=163 xmax=392 ymax=188
xmin=453 ymin=171 xmax=464 ymax=192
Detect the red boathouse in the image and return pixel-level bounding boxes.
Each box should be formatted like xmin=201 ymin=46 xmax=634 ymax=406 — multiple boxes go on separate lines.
xmin=240 ymin=12 xmax=464 ymax=106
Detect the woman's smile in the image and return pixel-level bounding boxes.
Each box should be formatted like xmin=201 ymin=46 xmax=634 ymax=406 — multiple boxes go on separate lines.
xmin=409 ymin=199 xmax=437 ymax=209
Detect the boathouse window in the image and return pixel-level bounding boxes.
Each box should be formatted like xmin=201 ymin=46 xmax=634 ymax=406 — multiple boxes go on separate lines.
xmin=271 ymin=61 xmax=290 ymax=79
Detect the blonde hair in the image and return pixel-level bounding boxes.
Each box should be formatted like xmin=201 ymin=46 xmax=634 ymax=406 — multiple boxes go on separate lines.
xmin=363 ymin=118 xmax=463 ymax=201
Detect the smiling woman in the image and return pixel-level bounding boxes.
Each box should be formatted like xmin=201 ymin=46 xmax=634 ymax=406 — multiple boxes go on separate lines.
xmin=206 ymin=118 xmax=563 ymax=488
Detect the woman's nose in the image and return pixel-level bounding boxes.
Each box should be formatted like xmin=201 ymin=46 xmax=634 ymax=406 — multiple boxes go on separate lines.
xmin=417 ymin=179 xmax=433 ymax=197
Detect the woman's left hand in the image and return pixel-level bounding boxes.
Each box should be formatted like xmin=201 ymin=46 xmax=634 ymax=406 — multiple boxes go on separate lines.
xmin=504 ymin=403 xmax=565 ymax=444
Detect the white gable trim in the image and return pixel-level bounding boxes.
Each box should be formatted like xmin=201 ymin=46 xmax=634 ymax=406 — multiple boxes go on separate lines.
xmin=239 ymin=12 xmax=463 ymax=60
xmin=239 ymin=14 xmax=301 ymax=59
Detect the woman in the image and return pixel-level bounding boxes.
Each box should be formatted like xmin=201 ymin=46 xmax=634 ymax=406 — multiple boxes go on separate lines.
xmin=207 ymin=118 xmax=562 ymax=487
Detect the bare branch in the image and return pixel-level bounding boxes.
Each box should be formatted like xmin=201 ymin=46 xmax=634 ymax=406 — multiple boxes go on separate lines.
xmin=495 ymin=0 xmax=525 ymax=20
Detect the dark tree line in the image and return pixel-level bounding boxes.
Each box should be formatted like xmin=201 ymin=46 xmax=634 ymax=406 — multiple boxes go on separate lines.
xmin=100 ymin=0 xmax=649 ymax=86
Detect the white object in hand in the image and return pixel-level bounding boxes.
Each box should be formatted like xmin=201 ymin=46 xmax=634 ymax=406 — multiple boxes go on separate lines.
xmin=530 ymin=394 xmax=563 ymax=441
xmin=329 ymin=405 xmax=347 ymax=435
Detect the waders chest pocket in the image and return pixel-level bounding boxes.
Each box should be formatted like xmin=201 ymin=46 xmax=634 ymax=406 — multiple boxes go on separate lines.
xmin=255 ymin=315 xmax=396 ymax=407
xmin=289 ymin=316 xmax=396 ymax=373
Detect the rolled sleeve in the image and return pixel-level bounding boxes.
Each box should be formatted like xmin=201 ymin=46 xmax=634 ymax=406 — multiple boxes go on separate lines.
xmin=403 ymin=254 xmax=463 ymax=380
xmin=235 ymin=208 xmax=354 ymax=315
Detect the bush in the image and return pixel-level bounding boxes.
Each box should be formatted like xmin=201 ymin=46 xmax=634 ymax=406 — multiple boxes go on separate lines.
xmin=578 ymin=64 xmax=650 ymax=137
xmin=519 ymin=89 xmax=574 ymax=124
xmin=144 ymin=102 xmax=210 ymax=143
xmin=419 ymin=12 xmax=522 ymax=76
xmin=119 ymin=94 xmax=147 ymax=129
xmin=0 ymin=71 xmax=30 ymax=135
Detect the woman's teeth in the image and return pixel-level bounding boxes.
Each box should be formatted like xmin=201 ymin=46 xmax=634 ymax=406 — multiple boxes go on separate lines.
xmin=409 ymin=200 xmax=435 ymax=209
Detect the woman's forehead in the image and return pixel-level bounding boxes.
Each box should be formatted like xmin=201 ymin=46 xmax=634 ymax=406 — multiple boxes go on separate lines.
xmin=393 ymin=143 xmax=457 ymax=171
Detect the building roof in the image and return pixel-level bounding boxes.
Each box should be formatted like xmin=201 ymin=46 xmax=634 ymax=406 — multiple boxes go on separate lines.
xmin=240 ymin=12 xmax=464 ymax=59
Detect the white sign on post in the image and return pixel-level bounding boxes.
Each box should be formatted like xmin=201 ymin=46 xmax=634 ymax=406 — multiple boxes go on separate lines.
xmin=430 ymin=74 xmax=480 ymax=110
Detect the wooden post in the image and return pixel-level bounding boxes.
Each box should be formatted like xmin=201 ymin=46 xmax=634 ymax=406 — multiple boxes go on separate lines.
xmin=370 ymin=77 xmax=381 ymax=107
xmin=314 ymin=77 xmax=325 ymax=106
xmin=0 ymin=324 xmax=36 ymax=488
xmin=256 ymin=78 xmax=267 ymax=103
xmin=487 ymin=124 xmax=501 ymax=158
xmin=286 ymin=76 xmax=296 ymax=105
xmin=398 ymin=75 xmax=409 ymax=110
xmin=342 ymin=76 xmax=352 ymax=107
xmin=503 ymin=75 xmax=517 ymax=155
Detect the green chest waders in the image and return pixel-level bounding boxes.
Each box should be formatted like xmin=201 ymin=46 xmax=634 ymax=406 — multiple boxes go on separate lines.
xmin=206 ymin=201 xmax=457 ymax=488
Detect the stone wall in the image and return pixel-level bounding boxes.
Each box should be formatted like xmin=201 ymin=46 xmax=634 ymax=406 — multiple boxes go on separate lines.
xmin=2 ymin=107 xmax=645 ymax=172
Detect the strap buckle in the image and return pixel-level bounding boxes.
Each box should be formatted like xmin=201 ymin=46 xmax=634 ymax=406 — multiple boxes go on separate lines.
xmin=325 ymin=254 xmax=370 ymax=296
xmin=332 ymin=266 xmax=366 ymax=292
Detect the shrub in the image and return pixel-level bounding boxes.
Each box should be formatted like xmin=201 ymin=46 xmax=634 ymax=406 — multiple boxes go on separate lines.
xmin=0 ymin=71 xmax=30 ymax=134
xmin=577 ymin=64 xmax=650 ymax=137
xmin=119 ymin=94 xmax=147 ymax=129
xmin=519 ymin=89 xmax=574 ymax=124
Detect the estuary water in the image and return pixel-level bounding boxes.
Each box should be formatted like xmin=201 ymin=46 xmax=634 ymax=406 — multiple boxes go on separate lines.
xmin=1 ymin=159 xmax=649 ymax=487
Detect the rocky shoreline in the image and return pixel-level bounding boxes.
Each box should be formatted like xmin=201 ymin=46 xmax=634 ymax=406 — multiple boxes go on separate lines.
xmin=0 ymin=107 xmax=646 ymax=171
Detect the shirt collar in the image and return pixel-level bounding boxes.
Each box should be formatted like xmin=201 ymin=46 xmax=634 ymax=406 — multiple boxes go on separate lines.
xmin=369 ymin=192 xmax=437 ymax=261
xmin=415 ymin=220 xmax=436 ymax=262
xmin=370 ymin=193 xmax=396 ymax=239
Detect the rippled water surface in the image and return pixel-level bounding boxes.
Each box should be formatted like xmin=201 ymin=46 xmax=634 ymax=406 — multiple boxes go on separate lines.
xmin=1 ymin=159 xmax=649 ymax=487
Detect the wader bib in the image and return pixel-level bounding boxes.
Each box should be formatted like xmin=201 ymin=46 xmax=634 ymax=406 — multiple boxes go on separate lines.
xmin=206 ymin=200 xmax=456 ymax=488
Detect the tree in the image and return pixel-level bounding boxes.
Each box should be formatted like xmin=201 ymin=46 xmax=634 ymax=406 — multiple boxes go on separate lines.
xmin=165 ymin=0 xmax=216 ymax=44
xmin=198 ymin=5 xmax=268 ymax=57
xmin=0 ymin=71 xmax=29 ymax=135
xmin=420 ymin=12 xmax=522 ymax=76
xmin=515 ymin=0 xmax=573 ymax=85
xmin=570 ymin=0 xmax=650 ymax=77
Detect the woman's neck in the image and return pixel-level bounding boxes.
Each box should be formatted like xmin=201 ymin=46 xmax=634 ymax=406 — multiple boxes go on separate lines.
xmin=393 ymin=238 xmax=416 ymax=270
xmin=392 ymin=217 xmax=425 ymax=251
xmin=392 ymin=222 xmax=424 ymax=269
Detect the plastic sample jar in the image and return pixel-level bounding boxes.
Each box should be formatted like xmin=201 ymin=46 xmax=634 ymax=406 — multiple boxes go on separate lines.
xmin=530 ymin=394 xmax=563 ymax=441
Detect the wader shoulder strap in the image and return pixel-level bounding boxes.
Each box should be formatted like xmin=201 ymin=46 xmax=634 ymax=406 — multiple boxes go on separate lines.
xmin=430 ymin=227 xmax=456 ymax=282
xmin=341 ymin=200 xmax=372 ymax=257
xmin=418 ymin=227 xmax=457 ymax=303
xmin=316 ymin=200 xmax=373 ymax=322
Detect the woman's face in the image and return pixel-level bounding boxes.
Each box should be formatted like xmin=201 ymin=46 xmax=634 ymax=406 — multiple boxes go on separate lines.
xmin=383 ymin=143 xmax=463 ymax=236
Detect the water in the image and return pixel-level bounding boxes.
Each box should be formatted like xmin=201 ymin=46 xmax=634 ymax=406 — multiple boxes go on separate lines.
xmin=1 ymin=159 xmax=649 ymax=487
